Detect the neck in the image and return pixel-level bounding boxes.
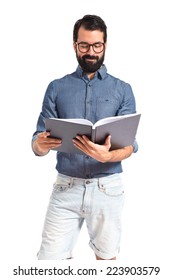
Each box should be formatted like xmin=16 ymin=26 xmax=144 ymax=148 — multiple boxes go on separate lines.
xmin=87 ymin=72 xmax=95 ymax=80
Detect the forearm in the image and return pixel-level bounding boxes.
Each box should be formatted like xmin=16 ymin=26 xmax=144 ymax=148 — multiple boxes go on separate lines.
xmin=106 ymin=145 xmax=134 ymax=162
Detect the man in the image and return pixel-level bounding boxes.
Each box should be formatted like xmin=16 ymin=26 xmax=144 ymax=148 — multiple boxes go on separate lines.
xmin=32 ymin=14 xmax=138 ymax=260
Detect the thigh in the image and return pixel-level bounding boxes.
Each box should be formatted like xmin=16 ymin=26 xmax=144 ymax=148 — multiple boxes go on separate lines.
xmin=38 ymin=176 xmax=84 ymax=260
xmin=87 ymin=174 xmax=125 ymax=259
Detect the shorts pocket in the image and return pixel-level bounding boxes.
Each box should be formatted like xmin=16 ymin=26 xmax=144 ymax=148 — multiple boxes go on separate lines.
xmin=98 ymin=178 xmax=124 ymax=197
xmin=53 ymin=177 xmax=73 ymax=193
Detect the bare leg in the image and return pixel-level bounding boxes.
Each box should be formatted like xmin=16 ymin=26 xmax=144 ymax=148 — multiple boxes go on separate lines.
xmin=96 ymin=255 xmax=116 ymax=260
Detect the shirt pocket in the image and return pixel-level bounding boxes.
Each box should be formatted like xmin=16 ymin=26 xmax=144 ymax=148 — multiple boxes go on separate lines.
xmin=96 ymin=97 xmax=119 ymax=119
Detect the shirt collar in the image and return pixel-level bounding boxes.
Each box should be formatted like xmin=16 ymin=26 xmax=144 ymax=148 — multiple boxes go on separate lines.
xmin=76 ymin=64 xmax=107 ymax=80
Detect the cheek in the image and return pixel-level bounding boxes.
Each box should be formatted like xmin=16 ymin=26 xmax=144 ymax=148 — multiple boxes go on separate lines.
xmin=74 ymin=47 xmax=80 ymax=58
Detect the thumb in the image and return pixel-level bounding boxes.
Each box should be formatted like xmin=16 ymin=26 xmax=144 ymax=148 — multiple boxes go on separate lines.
xmin=104 ymin=135 xmax=111 ymax=146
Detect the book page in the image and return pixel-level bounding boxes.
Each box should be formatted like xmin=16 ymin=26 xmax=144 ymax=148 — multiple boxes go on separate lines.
xmin=93 ymin=113 xmax=139 ymax=128
xmin=49 ymin=118 xmax=93 ymax=126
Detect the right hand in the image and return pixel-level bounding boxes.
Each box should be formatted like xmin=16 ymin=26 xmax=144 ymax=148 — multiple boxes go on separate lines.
xmin=32 ymin=132 xmax=62 ymax=156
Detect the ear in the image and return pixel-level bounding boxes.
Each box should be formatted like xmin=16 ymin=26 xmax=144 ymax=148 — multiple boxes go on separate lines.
xmin=104 ymin=42 xmax=107 ymax=50
xmin=73 ymin=42 xmax=77 ymax=52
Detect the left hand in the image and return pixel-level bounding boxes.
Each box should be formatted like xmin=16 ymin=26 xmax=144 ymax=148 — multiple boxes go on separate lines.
xmin=72 ymin=135 xmax=112 ymax=163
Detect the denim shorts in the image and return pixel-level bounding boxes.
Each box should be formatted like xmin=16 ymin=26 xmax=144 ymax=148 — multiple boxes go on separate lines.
xmin=37 ymin=173 xmax=125 ymax=260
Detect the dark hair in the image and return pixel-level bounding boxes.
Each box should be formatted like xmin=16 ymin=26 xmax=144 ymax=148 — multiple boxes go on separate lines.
xmin=73 ymin=14 xmax=107 ymax=43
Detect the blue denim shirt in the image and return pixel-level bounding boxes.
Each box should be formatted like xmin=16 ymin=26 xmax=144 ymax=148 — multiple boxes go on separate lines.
xmin=32 ymin=65 xmax=137 ymax=178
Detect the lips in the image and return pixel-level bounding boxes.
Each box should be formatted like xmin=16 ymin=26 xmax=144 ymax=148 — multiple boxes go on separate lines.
xmin=83 ymin=55 xmax=98 ymax=61
xmin=85 ymin=58 xmax=96 ymax=62
xmin=84 ymin=57 xmax=98 ymax=63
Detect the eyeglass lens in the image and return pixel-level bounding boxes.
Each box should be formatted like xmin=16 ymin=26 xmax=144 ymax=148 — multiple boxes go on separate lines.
xmin=78 ymin=43 xmax=104 ymax=53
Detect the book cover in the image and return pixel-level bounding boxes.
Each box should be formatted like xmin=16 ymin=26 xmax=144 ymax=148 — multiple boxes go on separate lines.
xmin=45 ymin=113 xmax=141 ymax=154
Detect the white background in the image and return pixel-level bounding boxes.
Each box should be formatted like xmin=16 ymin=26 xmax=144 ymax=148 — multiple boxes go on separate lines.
xmin=1 ymin=0 xmax=173 ymax=279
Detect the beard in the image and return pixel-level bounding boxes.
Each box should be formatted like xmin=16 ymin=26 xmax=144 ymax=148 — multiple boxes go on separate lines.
xmin=76 ymin=52 xmax=105 ymax=73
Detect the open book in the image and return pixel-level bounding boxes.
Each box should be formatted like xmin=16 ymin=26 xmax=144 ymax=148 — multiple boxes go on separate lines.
xmin=45 ymin=113 xmax=141 ymax=154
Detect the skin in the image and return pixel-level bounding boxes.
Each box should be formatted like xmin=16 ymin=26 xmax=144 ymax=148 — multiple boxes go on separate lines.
xmin=73 ymin=27 xmax=106 ymax=80
xmin=32 ymin=27 xmax=133 ymax=259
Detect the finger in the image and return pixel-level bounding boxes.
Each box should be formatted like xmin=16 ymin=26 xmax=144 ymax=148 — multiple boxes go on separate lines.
xmin=38 ymin=138 xmax=62 ymax=149
xmin=72 ymin=138 xmax=84 ymax=148
xmin=48 ymin=142 xmax=62 ymax=148
xmin=104 ymin=135 xmax=111 ymax=146
xmin=73 ymin=139 xmax=91 ymax=153
xmin=77 ymin=135 xmax=95 ymax=147
xmin=73 ymin=137 xmax=93 ymax=151
xmin=73 ymin=142 xmax=90 ymax=155
xmin=38 ymin=131 xmax=50 ymax=139
xmin=47 ymin=138 xmax=62 ymax=144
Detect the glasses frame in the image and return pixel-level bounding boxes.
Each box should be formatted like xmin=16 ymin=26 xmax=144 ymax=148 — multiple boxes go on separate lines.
xmin=76 ymin=42 xmax=105 ymax=54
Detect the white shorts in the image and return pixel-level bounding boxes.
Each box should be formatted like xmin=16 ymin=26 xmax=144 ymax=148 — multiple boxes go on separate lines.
xmin=37 ymin=173 xmax=125 ymax=260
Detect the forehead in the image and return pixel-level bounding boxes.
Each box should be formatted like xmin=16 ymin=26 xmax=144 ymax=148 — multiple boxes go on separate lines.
xmin=77 ymin=27 xmax=104 ymax=43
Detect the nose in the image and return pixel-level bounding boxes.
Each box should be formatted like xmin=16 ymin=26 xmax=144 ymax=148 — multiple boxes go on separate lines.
xmin=87 ymin=45 xmax=95 ymax=55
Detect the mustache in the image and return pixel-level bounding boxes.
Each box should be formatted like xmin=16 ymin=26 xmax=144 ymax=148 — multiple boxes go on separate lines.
xmin=82 ymin=55 xmax=99 ymax=60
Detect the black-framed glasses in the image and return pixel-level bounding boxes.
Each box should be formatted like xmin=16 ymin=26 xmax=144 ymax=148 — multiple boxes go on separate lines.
xmin=76 ymin=42 xmax=105 ymax=53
